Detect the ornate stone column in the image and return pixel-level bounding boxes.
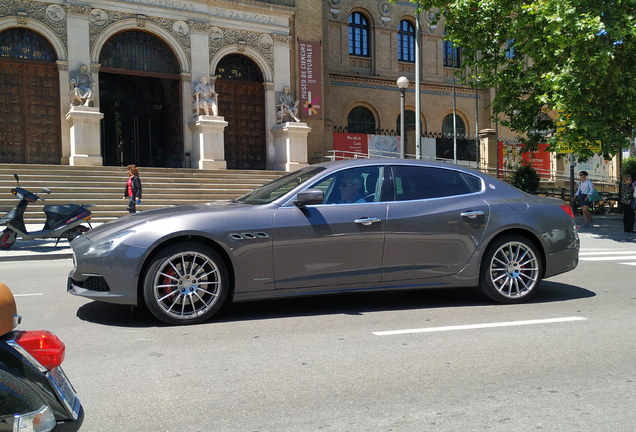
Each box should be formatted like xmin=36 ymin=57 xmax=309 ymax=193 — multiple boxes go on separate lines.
xmin=188 ymin=116 xmax=228 ymax=170
xmin=272 ymin=122 xmax=311 ymax=172
xmin=66 ymin=106 xmax=104 ymax=166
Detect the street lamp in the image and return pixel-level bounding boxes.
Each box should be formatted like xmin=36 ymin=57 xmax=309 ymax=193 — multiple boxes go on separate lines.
xmin=397 ymin=76 xmax=409 ymax=158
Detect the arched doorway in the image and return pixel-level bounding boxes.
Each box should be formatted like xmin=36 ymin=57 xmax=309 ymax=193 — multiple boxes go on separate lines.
xmin=0 ymin=28 xmax=61 ymax=164
xmin=215 ymin=54 xmax=265 ymax=170
xmin=98 ymin=31 xmax=182 ymax=167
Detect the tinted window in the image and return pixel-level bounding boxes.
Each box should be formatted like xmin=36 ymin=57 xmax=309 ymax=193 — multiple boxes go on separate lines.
xmin=392 ymin=166 xmax=473 ymax=201
xmin=237 ymin=166 xmax=325 ymax=204
xmin=309 ymin=166 xmax=383 ymax=204
xmin=461 ymin=173 xmax=483 ymax=193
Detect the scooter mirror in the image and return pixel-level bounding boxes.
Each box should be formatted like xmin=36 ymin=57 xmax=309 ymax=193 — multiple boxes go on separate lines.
xmin=13 ymin=174 xmax=19 ymax=183
xmin=41 ymin=188 xmax=51 ymax=194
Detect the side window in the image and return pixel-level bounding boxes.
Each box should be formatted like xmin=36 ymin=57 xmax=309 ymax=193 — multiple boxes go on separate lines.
xmin=392 ymin=166 xmax=473 ymax=201
xmin=461 ymin=173 xmax=483 ymax=193
xmin=308 ymin=166 xmax=383 ymax=204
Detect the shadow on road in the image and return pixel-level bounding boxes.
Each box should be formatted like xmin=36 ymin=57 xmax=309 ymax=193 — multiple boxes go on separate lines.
xmin=75 ymin=281 xmax=596 ymax=328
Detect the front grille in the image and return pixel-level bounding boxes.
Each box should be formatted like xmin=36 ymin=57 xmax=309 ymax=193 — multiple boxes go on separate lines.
xmin=72 ymin=276 xmax=110 ymax=292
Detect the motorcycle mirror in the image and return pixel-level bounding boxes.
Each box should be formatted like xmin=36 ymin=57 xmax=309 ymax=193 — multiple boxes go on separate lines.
xmin=41 ymin=188 xmax=51 ymax=194
xmin=13 ymin=174 xmax=19 ymax=187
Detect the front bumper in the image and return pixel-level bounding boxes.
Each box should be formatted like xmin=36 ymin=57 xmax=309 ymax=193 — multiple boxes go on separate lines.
xmin=67 ymin=236 xmax=146 ymax=306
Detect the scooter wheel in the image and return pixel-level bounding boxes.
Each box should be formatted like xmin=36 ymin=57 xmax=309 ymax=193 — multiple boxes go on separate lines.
xmin=64 ymin=225 xmax=90 ymax=241
xmin=0 ymin=229 xmax=17 ymax=250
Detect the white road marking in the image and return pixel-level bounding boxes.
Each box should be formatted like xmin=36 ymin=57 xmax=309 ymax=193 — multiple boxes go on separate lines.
xmin=580 ymin=255 xmax=636 ymax=261
xmin=579 ymin=250 xmax=636 ymax=264
xmin=373 ymin=317 xmax=587 ymax=336
xmin=13 ymin=293 xmax=44 ymax=297
xmin=579 ymin=251 xmax=636 ymax=256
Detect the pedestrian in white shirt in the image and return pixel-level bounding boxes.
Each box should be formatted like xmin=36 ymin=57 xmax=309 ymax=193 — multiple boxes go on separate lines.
xmin=575 ymin=171 xmax=594 ymax=227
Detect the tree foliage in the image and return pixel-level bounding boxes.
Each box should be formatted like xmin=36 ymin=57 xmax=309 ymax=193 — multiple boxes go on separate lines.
xmin=510 ymin=163 xmax=541 ymax=194
xmin=400 ymin=0 xmax=636 ymax=161
xmin=621 ymin=156 xmax=636 ymax=181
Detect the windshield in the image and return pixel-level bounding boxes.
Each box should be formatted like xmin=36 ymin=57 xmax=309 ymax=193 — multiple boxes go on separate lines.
xmin=236 ymin=166 xmax=326 ymax=204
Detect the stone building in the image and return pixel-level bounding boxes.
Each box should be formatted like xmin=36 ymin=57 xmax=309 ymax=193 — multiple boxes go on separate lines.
xmin=0 ymin=0 xmax=518 ymax=171
xmin=0 ymin=0 xmax=311 ymax=170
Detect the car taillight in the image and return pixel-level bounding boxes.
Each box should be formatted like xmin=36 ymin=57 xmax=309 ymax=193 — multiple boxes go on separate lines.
xmin=560 ymin=204 xmax=576 ymax=219
xmin=14 ymin=331 xmax=65 ymax=371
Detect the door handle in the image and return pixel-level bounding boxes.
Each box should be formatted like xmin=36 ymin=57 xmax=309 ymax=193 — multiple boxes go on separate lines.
xmin=460 ymin=210 xmax=484 ymax=219
xmin=354 ymin=217 xmax=381 ymax=226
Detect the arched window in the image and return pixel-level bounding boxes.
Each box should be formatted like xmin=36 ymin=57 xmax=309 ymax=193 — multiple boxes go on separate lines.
xmin=349 ymin=12 xmax=369 ymax=57
xmin=348 ymin=106 xmax=375 ymax=134
xmin=442 ymin=114 xmax=466 ymax=135
xmin=215 ymin=54 xmax=263 ymax=82
xmin=0 ymin=28 xmax=56 ymax=61
xmin=99 ymin=31 xmax=179 ymax=74
xmin=398 ymin=20 xmax=415 ymax=63
xmin=443 ymin=30 xmax=461 ymax=68
xmin=530 ymin=112 xmax=554 ymax=138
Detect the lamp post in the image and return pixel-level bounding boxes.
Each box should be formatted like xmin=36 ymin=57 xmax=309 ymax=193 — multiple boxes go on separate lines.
xmin=397 ymin=76 xmax=409 ymax=159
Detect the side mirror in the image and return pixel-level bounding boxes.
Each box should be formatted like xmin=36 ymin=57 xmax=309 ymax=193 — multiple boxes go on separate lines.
xmin=294 ymin=189 xmax=324 ymax=207
xmin=41 ymin=188 xmax=51 ymax=194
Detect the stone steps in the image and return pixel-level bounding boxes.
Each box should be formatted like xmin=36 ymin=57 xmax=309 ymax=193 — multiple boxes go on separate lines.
xmin=0 ymin=164 xmax=285 ymax=223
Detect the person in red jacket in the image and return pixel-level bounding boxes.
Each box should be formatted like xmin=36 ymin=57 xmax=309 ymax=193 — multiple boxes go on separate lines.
xmin=123 ymin=164 xmax=142 ymax=214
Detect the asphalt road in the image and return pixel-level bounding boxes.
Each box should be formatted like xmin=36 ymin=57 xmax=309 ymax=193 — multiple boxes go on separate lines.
xmin=4 ymin=225 xmax=636 ymax=432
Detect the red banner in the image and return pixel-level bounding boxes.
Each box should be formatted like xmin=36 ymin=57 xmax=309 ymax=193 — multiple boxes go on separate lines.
xmin=333 ymin=133 xmax=368 ymax=158
xmin=498 ymin=142 xmax=551 ymax=178
xmin=299 ymin=41 xmax=323 ymax=119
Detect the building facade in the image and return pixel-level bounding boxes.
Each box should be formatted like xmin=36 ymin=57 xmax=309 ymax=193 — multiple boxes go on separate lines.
xmin=0 ymin=0 xmax=541 ymax=171
xmin=0 ymin=0 xmax=301 ymax=169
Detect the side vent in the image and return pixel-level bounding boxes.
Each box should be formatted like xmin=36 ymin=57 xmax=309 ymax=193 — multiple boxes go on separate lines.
xmin=228 ymin=232 xmax=270 ymax=240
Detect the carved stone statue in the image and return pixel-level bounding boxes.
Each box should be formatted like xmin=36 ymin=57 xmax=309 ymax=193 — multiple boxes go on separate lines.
xmin=193 ymin=76 xmax=218 ymax=117
xmin=69 ymin=64 xmax=94 ymax=107
xmin=277 ymin=86 xmax=300 ymax=123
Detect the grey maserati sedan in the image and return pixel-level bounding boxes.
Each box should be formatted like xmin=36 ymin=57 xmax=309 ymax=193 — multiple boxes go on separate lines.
xmin=67 ymin=159 xmax=579 ymax=325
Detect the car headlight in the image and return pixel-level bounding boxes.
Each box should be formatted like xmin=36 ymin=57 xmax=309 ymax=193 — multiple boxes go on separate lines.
xmin=85 ymin=230 xmax=135 ymax=256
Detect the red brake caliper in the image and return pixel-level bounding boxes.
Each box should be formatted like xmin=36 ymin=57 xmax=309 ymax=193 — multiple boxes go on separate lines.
xmin=163 ymin=268 xmax=177 ymax=298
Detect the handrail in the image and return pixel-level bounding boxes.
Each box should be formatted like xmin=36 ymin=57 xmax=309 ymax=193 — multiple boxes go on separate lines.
xmin=321 ymin=150 xmax=619 ymax=191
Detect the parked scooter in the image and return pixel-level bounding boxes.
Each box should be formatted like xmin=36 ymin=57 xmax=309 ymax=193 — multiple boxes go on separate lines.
xmin=0 ymin=174 xmax=94 ymax=249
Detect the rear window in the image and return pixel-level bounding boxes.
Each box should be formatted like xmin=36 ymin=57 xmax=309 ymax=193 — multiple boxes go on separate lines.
xmin=392 ymin=166 xmax=476 ymax=201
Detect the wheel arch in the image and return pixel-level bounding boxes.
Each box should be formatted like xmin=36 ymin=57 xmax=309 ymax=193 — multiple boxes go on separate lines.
xmin=136 ymin=234 xmax=236 ymax=307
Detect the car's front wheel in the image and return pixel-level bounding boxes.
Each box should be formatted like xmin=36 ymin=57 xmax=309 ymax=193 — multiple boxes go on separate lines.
xmin=142 ymin=243 xmax=229 ymax=325
xmin=479 ymin=235 xmax=542 ymax=304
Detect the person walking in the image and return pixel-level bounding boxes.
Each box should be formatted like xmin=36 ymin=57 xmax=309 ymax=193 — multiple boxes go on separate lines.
xmin=123 ymin=164 xmax=142 ymax=214
xmin=620 ymin=174 xmax=635 ymax=233
xmin=575 ymin=171 xmax=594 ymax=227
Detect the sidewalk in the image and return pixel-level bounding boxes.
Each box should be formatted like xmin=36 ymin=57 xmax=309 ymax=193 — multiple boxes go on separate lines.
xmin=575 ymin=213 xmax=636 ymax=242
xmin=0 ymin=223 xmax=103 ymax=262
xmin=0 ymin=215 xmax=632 ymax=262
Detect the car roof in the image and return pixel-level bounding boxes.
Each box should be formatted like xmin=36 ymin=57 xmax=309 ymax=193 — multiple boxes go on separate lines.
xmin=313 ymin=158 xmax=487 ymax=177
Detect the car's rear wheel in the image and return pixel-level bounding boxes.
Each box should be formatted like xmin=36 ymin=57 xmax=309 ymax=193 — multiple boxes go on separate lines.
xmin=479 ymin=235 xmax=542 ymax=304
xmin=0 ymin=229 xmax=17 ymax=250
xmin=142 ymin=243 xmax=229 ymax=325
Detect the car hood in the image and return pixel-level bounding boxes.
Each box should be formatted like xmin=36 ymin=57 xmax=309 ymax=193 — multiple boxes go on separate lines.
xmin=79 ymin=201 xmax=259 ymax=245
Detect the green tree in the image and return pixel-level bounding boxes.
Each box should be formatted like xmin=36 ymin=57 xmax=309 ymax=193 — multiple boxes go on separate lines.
xmin=621 ymin=156 xmax=636 ymax=181
xmin=510 ymin=163 xmax=541 ymax=194
xmin=399 ymin=0 xmax=636 ymax=161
